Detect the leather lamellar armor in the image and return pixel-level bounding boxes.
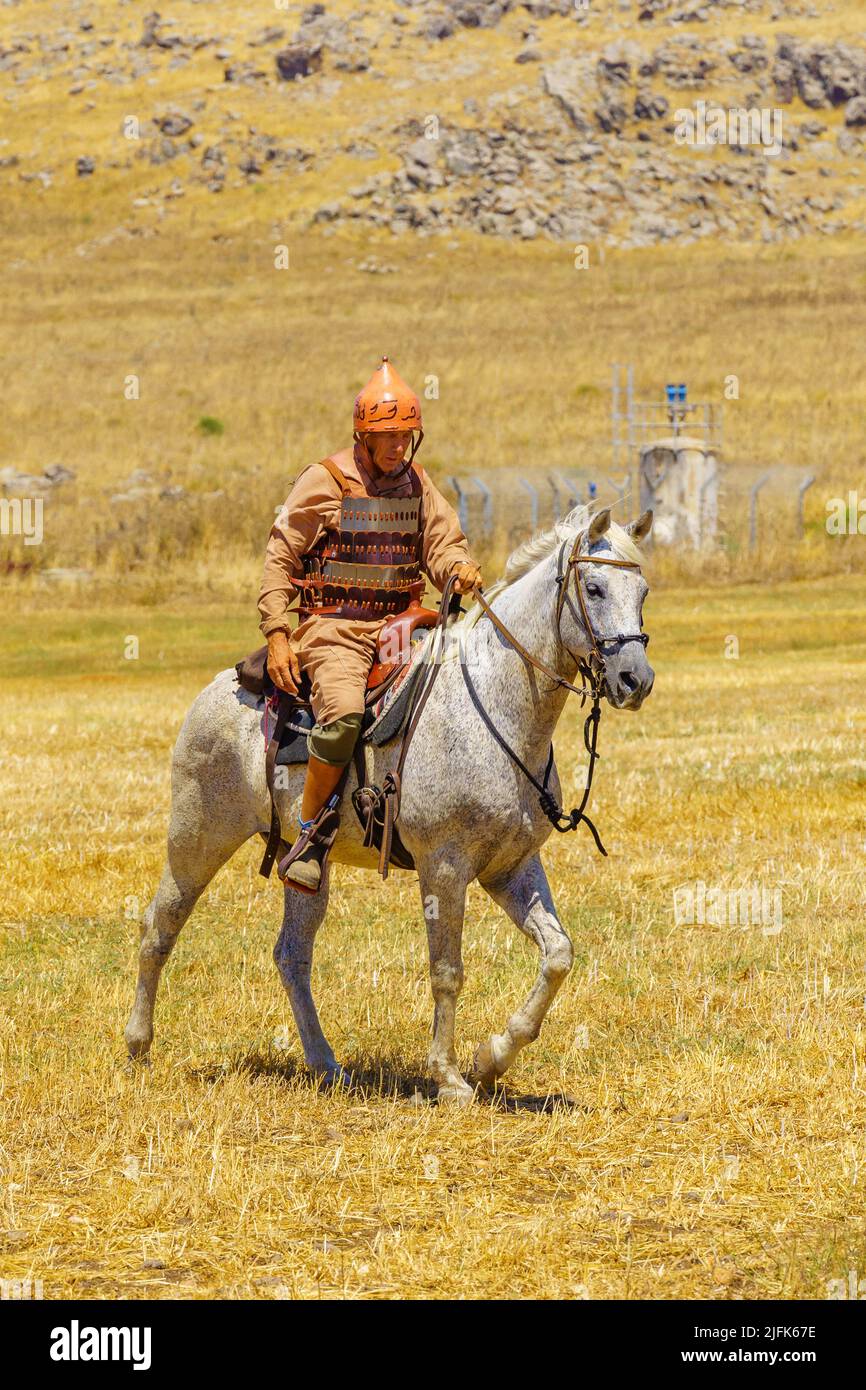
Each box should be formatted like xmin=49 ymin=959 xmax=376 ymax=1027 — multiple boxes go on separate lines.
xmin=295 ymin=458 xmax=425 ymax=621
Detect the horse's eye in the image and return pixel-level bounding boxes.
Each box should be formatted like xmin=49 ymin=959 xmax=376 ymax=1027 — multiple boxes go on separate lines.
xmin=586 ymin=584 xmax=603 ymax=599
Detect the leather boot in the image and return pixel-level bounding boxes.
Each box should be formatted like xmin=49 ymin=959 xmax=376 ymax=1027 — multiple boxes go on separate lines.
xmin=282 ymin=829 xmax=330 ymax=891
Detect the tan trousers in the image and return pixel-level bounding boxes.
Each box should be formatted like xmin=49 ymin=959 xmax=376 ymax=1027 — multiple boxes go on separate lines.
xmin=294 ymin=614 xmax=385 ymax=727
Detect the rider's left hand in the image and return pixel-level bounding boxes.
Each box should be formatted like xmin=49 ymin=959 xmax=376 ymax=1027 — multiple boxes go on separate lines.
xmin=451 ymin=561 xmax=483 ymax=595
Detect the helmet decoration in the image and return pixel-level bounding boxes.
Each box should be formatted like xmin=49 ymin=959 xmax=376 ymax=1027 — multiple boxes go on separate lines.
xmin=353 ymin=355 xmax=422 ymax=434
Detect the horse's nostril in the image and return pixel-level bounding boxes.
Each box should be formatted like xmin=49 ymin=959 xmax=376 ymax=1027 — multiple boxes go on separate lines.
xmin=620 ymin=670 xmax=639 ymax=693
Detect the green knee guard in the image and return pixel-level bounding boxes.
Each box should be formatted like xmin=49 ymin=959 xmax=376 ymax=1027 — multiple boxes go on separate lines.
xmin=307 ymin=712 xmax=363 ymax=767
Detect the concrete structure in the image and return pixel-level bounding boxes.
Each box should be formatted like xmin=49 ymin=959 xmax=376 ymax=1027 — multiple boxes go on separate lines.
xmin=638 ymin=435 xmax=720 ymax=549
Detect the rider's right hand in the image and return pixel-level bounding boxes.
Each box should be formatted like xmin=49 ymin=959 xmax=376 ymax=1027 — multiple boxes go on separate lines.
xmin=266 ymin=630 xmax=300 ymax=695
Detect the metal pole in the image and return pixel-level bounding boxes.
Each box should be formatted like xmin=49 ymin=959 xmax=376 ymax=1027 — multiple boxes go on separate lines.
xmin=472 ymin=476 xmax=493 ymax=539
xmin=563 ymin=475 xmax=582 ymax=511
xmin=611 ymin=363 xmax=620 ymax=469
xmin=607 ymin=474 xmax=625 ymax=511
xmin=548 ymin=473 xmax=562 ymax=521
xmin=519 ymin=479 xmax=538 ymax=533
xmin=797 ymin=474 xmax=816 ymax=538
xmin=626 ymin=363 xmax=634 ymax=450
xmin=449 ymin=476 xmax=469 ymax=536
xmin=749 ymin=473 xmax=770 ymax=551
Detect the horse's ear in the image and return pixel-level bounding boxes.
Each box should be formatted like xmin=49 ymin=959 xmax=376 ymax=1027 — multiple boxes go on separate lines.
xmin=626 ymin=509 xmax=653 ymax=543
xmin=587 ymin=508 xmax=611 ymax=544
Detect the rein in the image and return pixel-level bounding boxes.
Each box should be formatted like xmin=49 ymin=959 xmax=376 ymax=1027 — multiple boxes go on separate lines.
xmin=353 ymin=574 xmax=460 ymax=879
xmin=463 ymin=532 xmax=648 ymax=857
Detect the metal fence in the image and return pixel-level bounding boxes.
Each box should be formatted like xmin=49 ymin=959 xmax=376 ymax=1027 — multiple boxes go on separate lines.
xmin=443 ymin=465 xmax=823 ymax=555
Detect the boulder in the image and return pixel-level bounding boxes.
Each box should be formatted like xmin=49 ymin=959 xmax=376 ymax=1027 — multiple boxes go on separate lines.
xmin=845 ymin=95 xmax=866 ymax=127
xmin=541 ymin=59 xmax=593 ymax=133
xmin=634 ymin=90 xmax=669 ymax=121
xmin=275 ymin=44 xmax=321 ymax=80
xmin=158 ymin=110 xmax=193 ymax=136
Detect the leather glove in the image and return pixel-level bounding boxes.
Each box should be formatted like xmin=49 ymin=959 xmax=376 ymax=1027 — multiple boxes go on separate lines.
xmin=266 ymin=630 xmax=301 ymax=695
xmin=451 ymin=561 xmax=483 ymax=595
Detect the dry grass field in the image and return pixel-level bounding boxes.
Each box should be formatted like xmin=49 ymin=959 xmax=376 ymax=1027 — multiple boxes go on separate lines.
xmin=2 ymin=4 xmax=866 ymax=587
xmin=1 ymin=574 xmax=864 ymax=1300
xmin=2 ymin=227 xmax=866 ymax=593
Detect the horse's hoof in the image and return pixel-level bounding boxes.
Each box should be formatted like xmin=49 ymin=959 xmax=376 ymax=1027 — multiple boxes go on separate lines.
xmin=124 ymin=1051 xmax=152 ymax=1071
xmin=318 ymin=1064 xmax=356 ymax=1092
xmin=436 ymin=1079 xmax=475 ymax=1107
xmin=469 ymin=1038 xmax=503 ymax=1091
xmin=124 ymin=1033 xmax=152 ymax=1063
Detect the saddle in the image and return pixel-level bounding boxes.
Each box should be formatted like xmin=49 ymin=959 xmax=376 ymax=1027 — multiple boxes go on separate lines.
xmin=235 ymin=600 xmax=440 ymax=708
xmin=236 ymin=593 xmax=458 ymax=884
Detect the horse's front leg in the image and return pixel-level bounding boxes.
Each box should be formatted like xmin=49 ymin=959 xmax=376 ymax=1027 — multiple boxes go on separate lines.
xmin=472 ymin=854 xmax=574 ymax=1089
xmin=418 ymin=851 xmax=475 ymax=1106
xmin=272 ymin=865 xmax=348 ymax=1085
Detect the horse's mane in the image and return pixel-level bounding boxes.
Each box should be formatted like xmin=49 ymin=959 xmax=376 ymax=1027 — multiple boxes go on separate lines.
xmin=459 ymin=505 xmax=643 ymax=631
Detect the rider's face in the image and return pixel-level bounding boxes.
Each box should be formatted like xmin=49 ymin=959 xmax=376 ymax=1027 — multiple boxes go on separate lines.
xmin=365 ymin=431 xmax=412 ymax=474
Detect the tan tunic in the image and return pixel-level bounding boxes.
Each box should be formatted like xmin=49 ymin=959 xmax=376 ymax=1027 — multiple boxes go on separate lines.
xmin=258 ymin=447 xmax=473 ymax=726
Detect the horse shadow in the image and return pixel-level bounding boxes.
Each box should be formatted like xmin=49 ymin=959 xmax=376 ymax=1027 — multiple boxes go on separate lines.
xmin=188 ymin=1047 xmax=588 ymax=1114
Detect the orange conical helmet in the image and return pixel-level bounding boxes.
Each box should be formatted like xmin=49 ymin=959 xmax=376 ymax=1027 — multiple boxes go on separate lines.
xmin=353 ymin=356 xmax=422 ymax=434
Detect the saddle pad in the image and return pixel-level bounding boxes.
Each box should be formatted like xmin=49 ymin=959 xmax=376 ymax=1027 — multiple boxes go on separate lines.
xmin=364 ymin=648 xmax=427 ymax=747
xmin=273 ymin=706 xmax=317 ymax=767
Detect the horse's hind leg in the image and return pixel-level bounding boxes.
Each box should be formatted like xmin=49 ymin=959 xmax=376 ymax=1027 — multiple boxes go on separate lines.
xmin=471 ymin=854 xmax=574 ymax=1089
xmin=272 ymin=867 xmax=346 ymax=1084
xmin=124 ymin=785 xmax=256 ymax=1061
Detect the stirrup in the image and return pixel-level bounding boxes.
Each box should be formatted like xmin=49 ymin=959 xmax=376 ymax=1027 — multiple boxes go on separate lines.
xmin=277 ymin=794 xmax=341 ymax=895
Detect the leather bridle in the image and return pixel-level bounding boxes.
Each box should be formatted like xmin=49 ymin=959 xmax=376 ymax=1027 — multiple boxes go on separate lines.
xmin=463 ymin=530 xmax=649 ymax=856
xmin=555 ymin=531 xmax=649 ymax=692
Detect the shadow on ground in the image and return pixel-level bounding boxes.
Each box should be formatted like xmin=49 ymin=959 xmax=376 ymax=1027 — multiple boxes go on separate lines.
xmin=187 ymin=1047 xmax=590 ymax=1113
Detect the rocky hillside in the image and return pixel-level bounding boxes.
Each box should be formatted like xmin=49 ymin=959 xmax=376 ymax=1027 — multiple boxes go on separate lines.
xmin=2 ymin=0 xmax=865 ymax=248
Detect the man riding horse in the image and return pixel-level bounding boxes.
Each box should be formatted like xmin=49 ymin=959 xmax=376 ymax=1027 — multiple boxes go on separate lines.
xmin=258 ymin=356 xmax=483 ymax=891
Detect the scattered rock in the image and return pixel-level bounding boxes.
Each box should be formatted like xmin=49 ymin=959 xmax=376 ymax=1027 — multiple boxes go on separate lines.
xmin=1 ymin=464 xmax=75 ymax=492
xmin=157 ymin=109 xmax=193 ymax=137
xmin=542 ymin=58 xmax=593 ymax=132
xmin=249 ymin=26 xmax=286 ymax=48
xmin=634 ymin=89 xmax=669 ymax=120
xmin=845 ymin=95 xmax=866 ymax=127
xmin=275 ymin=44 xmax=321 ymax=81
xmin=419 ymin=14 xmax=455 ymax=42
